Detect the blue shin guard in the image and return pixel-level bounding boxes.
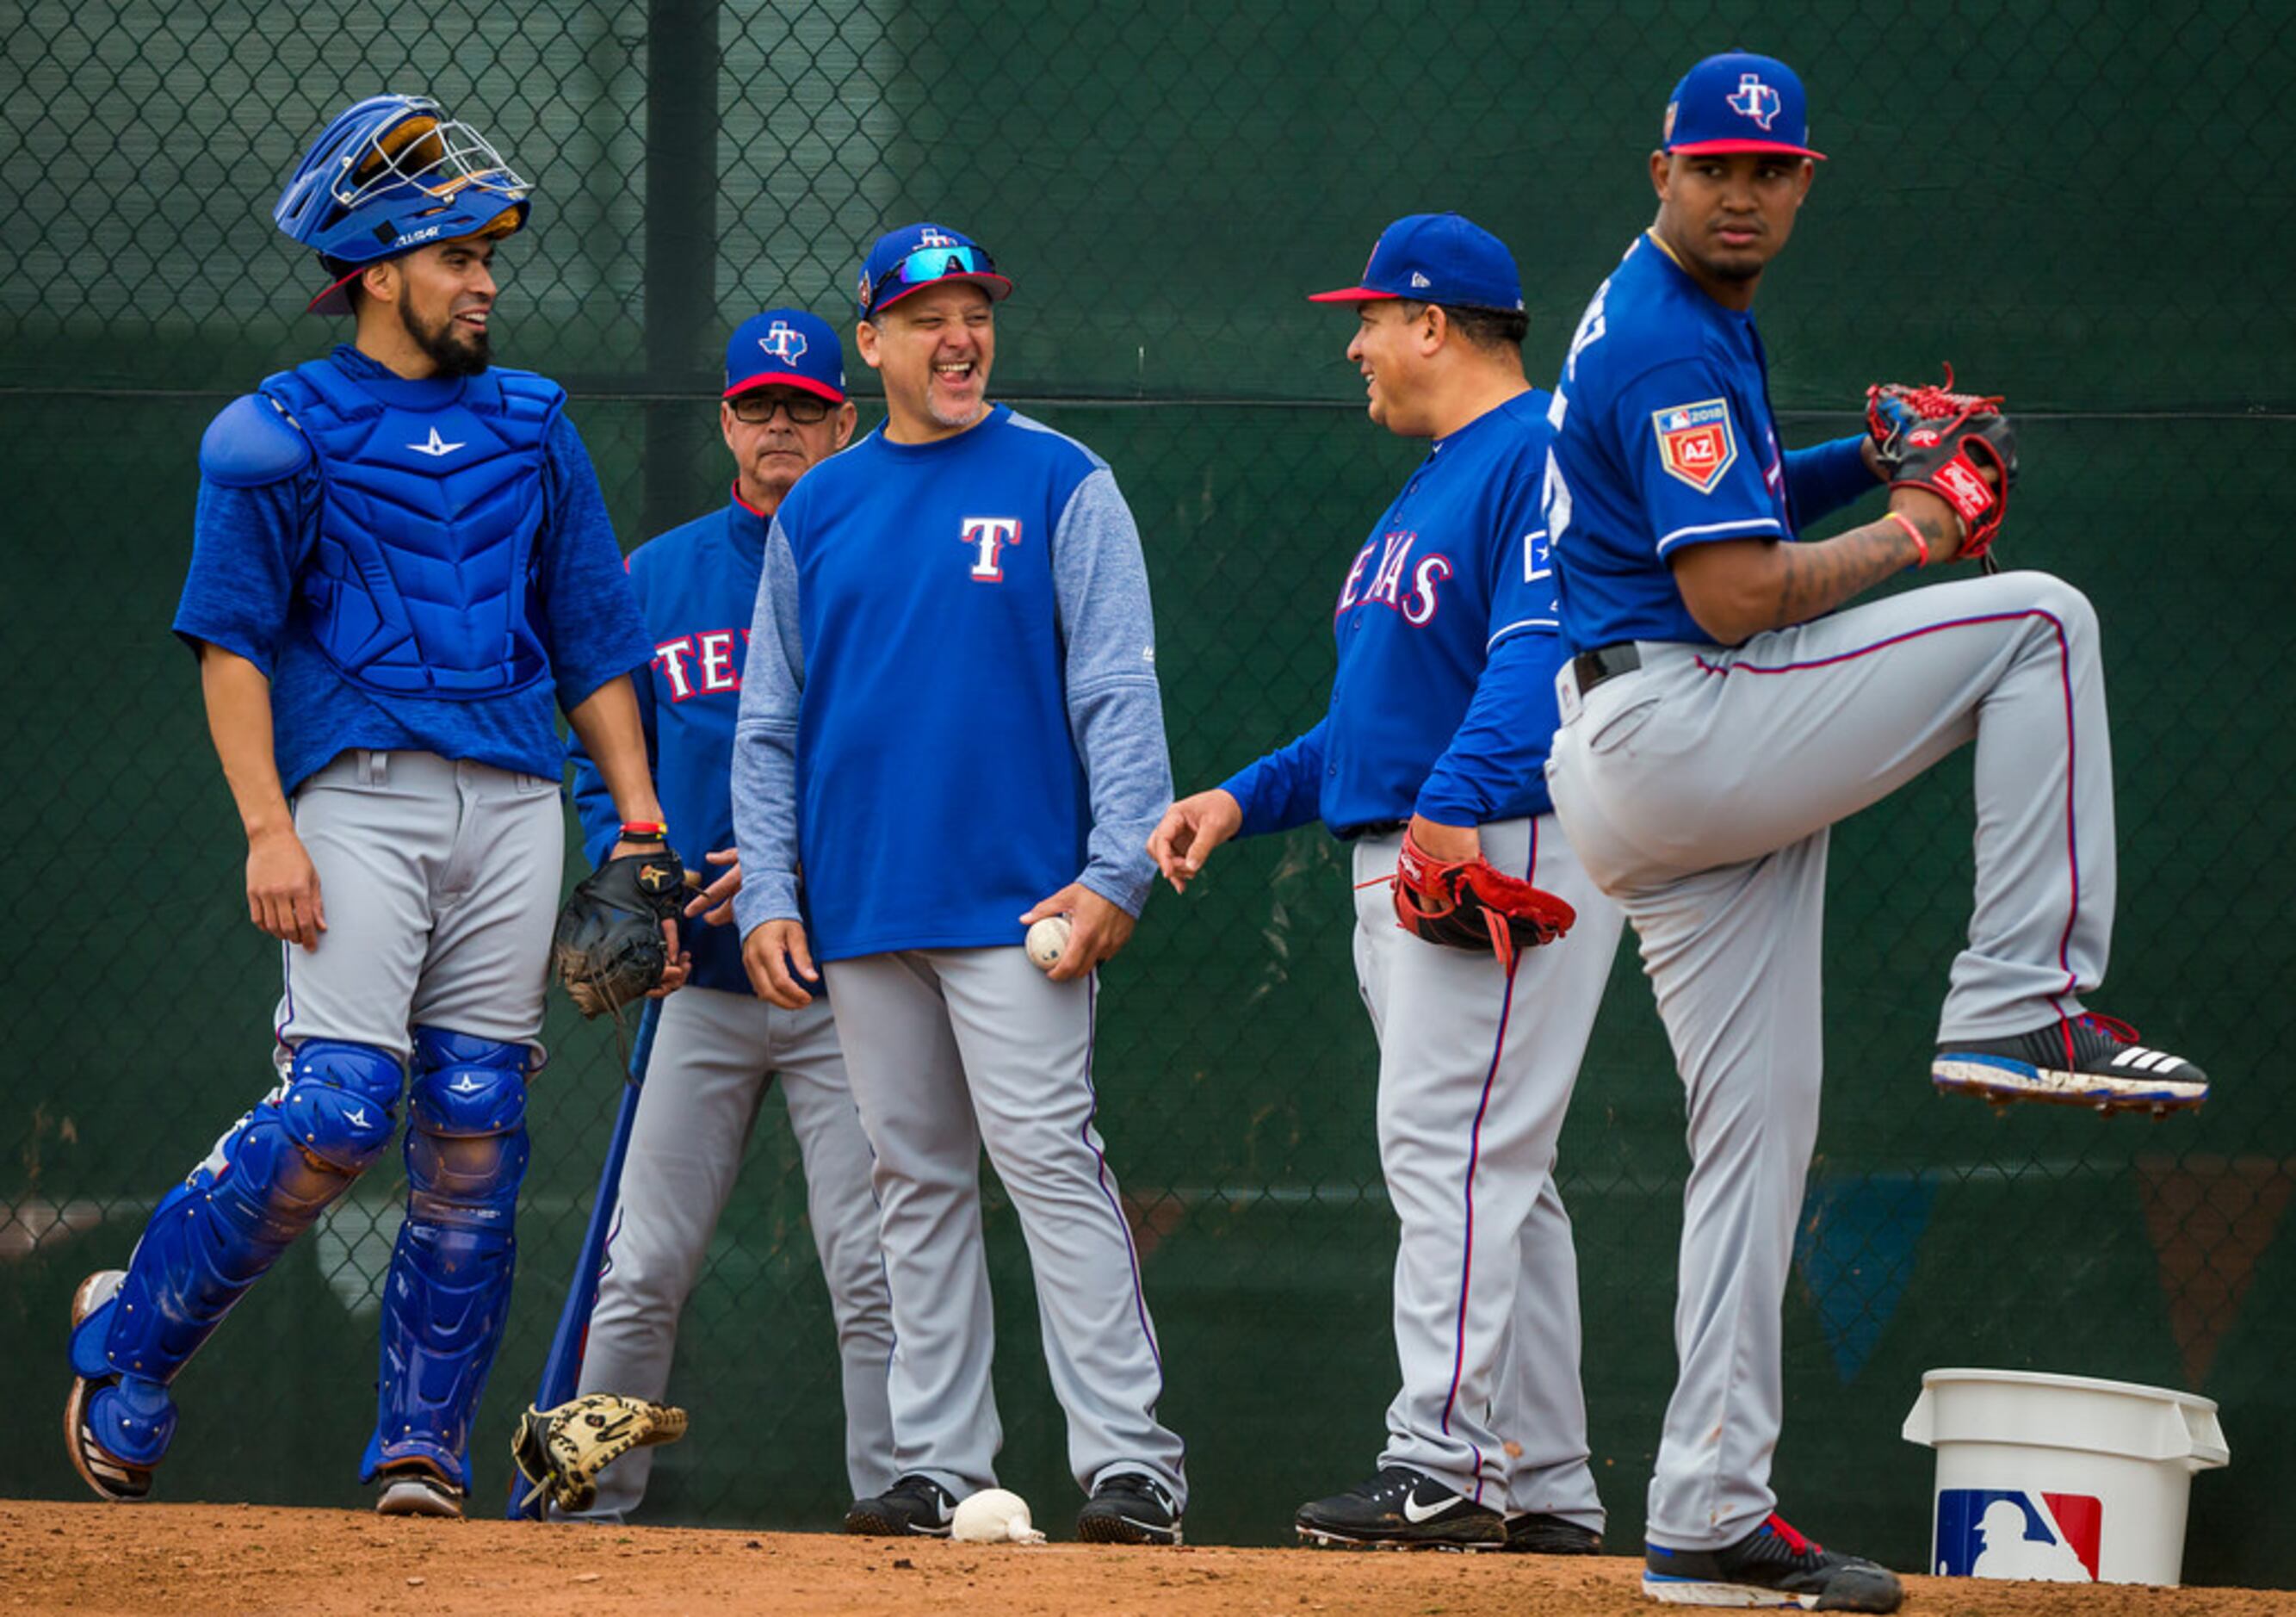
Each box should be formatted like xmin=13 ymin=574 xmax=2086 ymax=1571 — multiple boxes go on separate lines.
xmin=69 ymin=1040 xmax=404 ymax=1471
xmin=362 ymin=1027 xmax=530 ymax=1491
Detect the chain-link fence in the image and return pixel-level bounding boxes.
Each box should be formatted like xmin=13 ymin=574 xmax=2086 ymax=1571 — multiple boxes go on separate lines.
xmin=4 ymin=0 xmax=2291 ymax=1585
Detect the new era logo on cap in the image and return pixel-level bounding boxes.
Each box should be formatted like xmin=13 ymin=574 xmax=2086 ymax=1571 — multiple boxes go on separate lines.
xmin=1663 ymin=50 xmax=1826 ymax=160
xmin=723 ymin=307 xmax=846 ymax=403
xmin=1308 ymin=212 xmax=1524 ymax=313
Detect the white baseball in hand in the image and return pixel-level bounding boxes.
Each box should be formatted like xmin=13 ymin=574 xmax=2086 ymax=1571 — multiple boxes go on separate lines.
xmin=1025 ymin=914 xmax=1072 ymax=971
xmin=950 ymin=1486 xmax=1046 ymax=1544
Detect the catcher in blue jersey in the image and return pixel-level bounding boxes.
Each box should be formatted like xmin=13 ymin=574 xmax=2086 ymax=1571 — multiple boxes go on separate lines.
xmin=1540 ymin=53 xmax=2206 ymax=1610
xmin=64 ymin=94 xmax=666 ymax=1517
xmin=1150 ymin=215 xmax=1620 ymax=1553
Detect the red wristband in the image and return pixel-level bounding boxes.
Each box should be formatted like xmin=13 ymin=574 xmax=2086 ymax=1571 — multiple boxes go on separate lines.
xmin=1885 ymin=509 xmax=1930 ymax=567
xmin=619 ymin=821 xmax=670 ymax=843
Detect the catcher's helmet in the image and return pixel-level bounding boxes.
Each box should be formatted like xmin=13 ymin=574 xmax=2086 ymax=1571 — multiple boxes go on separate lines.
xmin=274 ymin=94 xmax=532 ymax=313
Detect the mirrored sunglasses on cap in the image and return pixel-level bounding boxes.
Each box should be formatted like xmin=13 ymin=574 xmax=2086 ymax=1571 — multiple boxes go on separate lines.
xmin=867 ymin=245 xmax=1010 ymax=314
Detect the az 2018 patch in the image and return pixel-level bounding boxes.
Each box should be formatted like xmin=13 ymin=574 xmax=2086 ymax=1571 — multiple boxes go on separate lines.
xmin=1651 ymin=399 xmax=1736 ymax=493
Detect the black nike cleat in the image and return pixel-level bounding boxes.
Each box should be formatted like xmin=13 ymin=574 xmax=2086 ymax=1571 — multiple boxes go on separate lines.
xmin=1934 ymin=1012 xmax=2206 ymax=1115
xmin=1643 ymin=1513 xmax=1902 ymax=1610
xmin=1077 ymin=1471 xmax=1183 ymax=1545
xmin=845 ymin=1473 xmax=956 ymax=1537
xmin=1295 ymin=1466 xmax=1505 ymax=1551
xmin=1505 ymin=1509 xmax=1604 ymax=1554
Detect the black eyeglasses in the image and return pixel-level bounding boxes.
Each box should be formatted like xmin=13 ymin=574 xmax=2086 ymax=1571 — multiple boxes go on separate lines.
xmin=728 ymin=391 xmax=834 ymax=425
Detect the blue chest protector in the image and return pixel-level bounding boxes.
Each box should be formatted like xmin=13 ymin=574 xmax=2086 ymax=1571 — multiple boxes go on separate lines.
xmin=261 ymin=360 xmax=563 ymax=699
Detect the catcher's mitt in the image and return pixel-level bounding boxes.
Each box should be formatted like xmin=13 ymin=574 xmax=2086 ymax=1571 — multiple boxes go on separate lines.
xmin=511 ymin=1393 xmax=689 ymax=1515
xmin=550 ymin=852 xmax=687 ymax=1018
xmin=1865 ymin=366 xmax=2018 ymax=569
xmin=1392 ymin=827 xmax=1576 ymax=973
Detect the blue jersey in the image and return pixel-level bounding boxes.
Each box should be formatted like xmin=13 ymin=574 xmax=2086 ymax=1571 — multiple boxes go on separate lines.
xmin=569 ymin=490 xmax=772 ymax=997
xmin=729 ymin=406 xmax=1172 ymax=961
xmin=1544 ymin=232 xmax=1877 ymax=650
xmin=174 ymin=345 xmax=652 ymax=792
xmin=1217 ymin=390 xmax=1566 ymax=838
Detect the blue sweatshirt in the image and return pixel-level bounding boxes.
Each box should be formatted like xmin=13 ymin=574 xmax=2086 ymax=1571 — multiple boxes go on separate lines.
xmin=1218 ymin=389 xmax=1567 ymax=839
xmin=172 ymin=344 xmax=651 ymax=792
xmin=570 ymin=489 xmax=780 ymax=996
xmin=729 ymin=406 xmax=1172 ymax=960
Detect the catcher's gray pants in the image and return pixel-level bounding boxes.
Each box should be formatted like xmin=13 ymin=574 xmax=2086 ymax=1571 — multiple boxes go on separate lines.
xmin=1545 ymin=571 xmax=2113 ymax=1549
xmin=1351 ymin=815 xmax=1619 ymax=1524
xmin=570 ymin=984 xmax=896 ymax=1515
xmin=274 ymin=748 xmax=564 ymax=1063
xmin=822 ymin=946 xmax=1186 ymax=1507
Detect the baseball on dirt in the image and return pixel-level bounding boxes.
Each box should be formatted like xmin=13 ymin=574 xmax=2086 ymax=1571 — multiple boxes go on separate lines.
xmin=950 ymin=1487 xmax=1046 ymax=1544
xmin=1024 ymin=914 xmax=1072 ymax=970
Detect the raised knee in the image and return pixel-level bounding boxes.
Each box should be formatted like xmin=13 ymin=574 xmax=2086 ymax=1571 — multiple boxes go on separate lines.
xmin=281 ymin=1039 xmax=405 ymax=1174
xmin=2007 ymin=569 xmax=2098 ymax=643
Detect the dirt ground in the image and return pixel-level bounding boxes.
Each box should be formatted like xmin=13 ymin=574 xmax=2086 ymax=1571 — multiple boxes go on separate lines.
xmin=4 ymin=1500 xmax=2292 ymax=1616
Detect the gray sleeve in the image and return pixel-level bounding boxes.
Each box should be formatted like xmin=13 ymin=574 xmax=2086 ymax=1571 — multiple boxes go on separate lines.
xmin=1054 ymin=465 xmax=1173 ymax=917
xmin=730 ymin=516 xmax=806 ymax=939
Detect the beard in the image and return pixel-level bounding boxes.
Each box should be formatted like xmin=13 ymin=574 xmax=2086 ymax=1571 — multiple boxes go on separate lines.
xmin=398 ymin=297 xmax=491 ymax=377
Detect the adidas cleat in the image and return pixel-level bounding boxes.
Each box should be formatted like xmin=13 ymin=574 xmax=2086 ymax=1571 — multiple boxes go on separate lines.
xmin=1934 ymin=1013 xmax=2206 ymax=1115
xmin=1643 ymin=1513 xmax=1902 ymax=1610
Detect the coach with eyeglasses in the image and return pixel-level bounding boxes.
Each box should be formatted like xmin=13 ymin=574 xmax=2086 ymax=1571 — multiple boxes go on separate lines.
xmin=558 ymin=307 xmax=894 ymax=1522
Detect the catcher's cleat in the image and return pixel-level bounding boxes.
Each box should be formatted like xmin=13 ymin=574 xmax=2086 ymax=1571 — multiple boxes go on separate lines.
xmin=375 ymin=1459 xmax=465 ymax=1519
xmin=1504 ymin=1510 xmax=1604 ymax=1555
xmin=844 ymin=1473 xmax=956 ymax=1538
xmin=1077 ymin=1471 xmax=1182 ymax=1546
xmin=1644 ymin=1513 xmax=1902 ymax=1611
xmin=1295 ymin=1466 xmax=1505 ymax=1551
xmin=1934 ymin=1013 xmax=2206 ymax=1114
xmin=65 ymin=1271 xmax=155 ymax=1503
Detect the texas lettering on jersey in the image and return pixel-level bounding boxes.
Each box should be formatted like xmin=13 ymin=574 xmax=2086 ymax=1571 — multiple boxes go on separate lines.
xmin=1335 ymin=528 xmax=1452 ymax=628
xmin=654 ymin=629 xmax=749 ymax=702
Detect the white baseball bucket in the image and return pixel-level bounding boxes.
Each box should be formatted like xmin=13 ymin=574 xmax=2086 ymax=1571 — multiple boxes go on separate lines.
xmin=1902 ymin=1368 xmax=2229 ymax=1587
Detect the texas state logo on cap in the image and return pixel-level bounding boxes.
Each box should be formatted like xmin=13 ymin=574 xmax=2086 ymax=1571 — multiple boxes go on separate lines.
xmin=723 ymin=308 xmax=845 ymax=402
xmin=1308 ymin=212 xmax=1524 ymax=313
xmin=1662 ymin=50 xmax=1826 ymax=160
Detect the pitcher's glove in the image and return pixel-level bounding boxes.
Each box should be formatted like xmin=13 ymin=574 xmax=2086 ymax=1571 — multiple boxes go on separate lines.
xmin=550 ymin=852 xmax=687 ymax=1017
xmin=1866 ymin=366 xmax=2018 ymax=569
xmin=511 ymin=1393 xmax=690 ymax=1515
xmin=1392 ymin=827 xmax=1576 ymax=973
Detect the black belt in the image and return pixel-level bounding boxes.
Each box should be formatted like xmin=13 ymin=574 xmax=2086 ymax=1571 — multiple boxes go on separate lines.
xmin=1571 ymin=642 xmax=1642 ymax=694
xmin=1339 ymin=818 xmax=1408 ymax=842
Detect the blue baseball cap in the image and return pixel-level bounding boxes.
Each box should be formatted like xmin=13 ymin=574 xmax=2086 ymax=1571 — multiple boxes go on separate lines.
xmin=1308 ymin=213 xmax=1524 ymax=314
xmin=723 ymin=308 xmax=845 ymax=403
xmin=1662 ymin=51 xmax=1826 ymax=160
xmin=856 ymin=222 xmax=1012 ymax=319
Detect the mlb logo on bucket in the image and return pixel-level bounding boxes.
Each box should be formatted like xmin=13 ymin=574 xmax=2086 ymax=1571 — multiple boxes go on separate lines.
xmin=1935 ymin=1489 xmax=2101 ymax=1582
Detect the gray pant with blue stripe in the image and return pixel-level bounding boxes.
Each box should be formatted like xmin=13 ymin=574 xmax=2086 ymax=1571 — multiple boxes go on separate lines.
xmin=1545 ymin=570 xmax=2114 ymax=1550
xmin=1351 ymin=815 xmax=1620 ymax=1525
xmin=821 ymin=946 xmax=1185 ymax=1505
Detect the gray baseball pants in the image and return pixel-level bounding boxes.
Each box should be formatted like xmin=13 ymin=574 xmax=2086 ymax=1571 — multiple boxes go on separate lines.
xmin=1351 ymin=815 xmax=1618 ymax=1525
xmin=1545 ymin=571 xmax=2113 ymax=1549
xmin=570 ymin=984 xmax=896 ymax=1515
xmin=273 ymin=747 xmax=564 ymax=1063
xmin=821 ymin=946 xmax=1185 ymax=1506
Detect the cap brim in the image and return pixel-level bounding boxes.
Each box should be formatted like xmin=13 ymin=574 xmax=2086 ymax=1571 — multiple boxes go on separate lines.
xmin=870 ymin=271 xmax=1013 ymax=316
xmin=724 ymin=371 xmax=847 ymax=404
xmin=1667 ymin=138 xmax=1827 ymax=160
xmin=1306 ymin=285 xmax=1402 ymax=303
xmin=307 ymin=264 xmax=362 ymax=315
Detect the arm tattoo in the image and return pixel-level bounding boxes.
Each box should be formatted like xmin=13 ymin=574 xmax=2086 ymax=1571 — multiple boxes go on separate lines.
xmin=1768 ymin=513 xmax=1934 ymax=629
